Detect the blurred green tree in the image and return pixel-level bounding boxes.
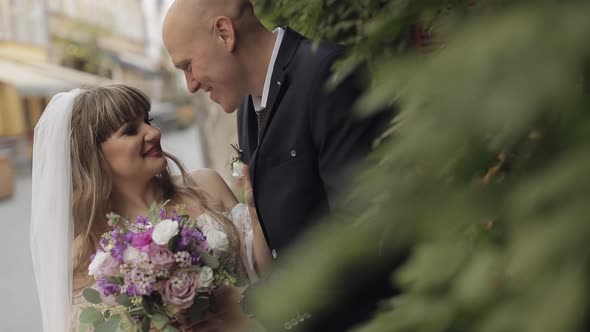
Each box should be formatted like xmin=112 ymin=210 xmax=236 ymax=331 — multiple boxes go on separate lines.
xmin=249 ymin=0 xmax=590 ymax=331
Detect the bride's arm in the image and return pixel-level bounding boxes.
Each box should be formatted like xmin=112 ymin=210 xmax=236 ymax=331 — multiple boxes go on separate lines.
xmin=189 ymin=169 xmax=273 ymax=277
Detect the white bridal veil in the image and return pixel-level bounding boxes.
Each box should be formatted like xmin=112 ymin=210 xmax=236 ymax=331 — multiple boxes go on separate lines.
xmin=30 ymin=89 xmax=82 ymax=332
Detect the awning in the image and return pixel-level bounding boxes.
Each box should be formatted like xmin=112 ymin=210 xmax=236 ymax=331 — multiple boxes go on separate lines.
xmin=0 ymin=58 xmax=112 ymax=96
xmin=111 ymin=52 xmax=160 ymax=77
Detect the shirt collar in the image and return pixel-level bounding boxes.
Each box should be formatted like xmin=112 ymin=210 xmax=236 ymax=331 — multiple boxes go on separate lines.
xmin=253 ymin=27 xmax=285 ymax=112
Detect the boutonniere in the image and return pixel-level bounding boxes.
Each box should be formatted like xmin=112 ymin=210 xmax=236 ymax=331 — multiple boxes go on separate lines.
xmin=229 ymin=144 xmax=245 ymax=178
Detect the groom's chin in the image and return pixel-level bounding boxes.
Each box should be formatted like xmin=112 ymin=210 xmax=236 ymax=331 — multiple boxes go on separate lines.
xmin=219 ymin=102 xmax=239 ymax=114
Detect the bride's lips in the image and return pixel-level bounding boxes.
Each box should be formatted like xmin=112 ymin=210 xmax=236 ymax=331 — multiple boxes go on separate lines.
xmin=143 ymin=144 xmax=162 ymax=158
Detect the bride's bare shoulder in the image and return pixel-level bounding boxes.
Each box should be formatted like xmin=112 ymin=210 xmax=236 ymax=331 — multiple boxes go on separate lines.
xmin=185 ymin=168 xmax=238 ymax=211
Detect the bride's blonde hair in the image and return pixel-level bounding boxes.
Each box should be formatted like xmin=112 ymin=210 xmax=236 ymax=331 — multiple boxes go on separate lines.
xmin=70 ymin=84 xmax=238 ymax=289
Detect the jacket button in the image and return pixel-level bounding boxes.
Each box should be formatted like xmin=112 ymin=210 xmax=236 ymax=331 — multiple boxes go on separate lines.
xmin=272 ymin=249 xmax=278 ymax=259
xmin=290 ymin=150 xmax=297 ymax=157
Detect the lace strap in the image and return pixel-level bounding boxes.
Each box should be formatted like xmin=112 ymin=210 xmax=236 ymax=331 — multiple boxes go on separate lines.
xmin=228 ymin=203 xmax=259 ymax=283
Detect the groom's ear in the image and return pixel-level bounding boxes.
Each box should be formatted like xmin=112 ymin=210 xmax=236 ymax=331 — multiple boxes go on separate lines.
xmin=213 ymin=16 xmax=236 ymax=52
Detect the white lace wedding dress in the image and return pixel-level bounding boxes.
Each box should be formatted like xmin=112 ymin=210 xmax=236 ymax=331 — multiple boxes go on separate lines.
xmin=70 ymin=203 xmax=257 ymax=331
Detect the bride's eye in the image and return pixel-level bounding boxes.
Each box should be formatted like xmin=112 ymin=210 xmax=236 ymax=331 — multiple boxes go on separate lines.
xmin=124 ymin=125 xmax=138 ymax=136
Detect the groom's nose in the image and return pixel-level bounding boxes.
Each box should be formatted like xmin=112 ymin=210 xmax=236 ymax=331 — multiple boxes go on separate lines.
xmin=184 ymin=72 xmax=200 ymax=93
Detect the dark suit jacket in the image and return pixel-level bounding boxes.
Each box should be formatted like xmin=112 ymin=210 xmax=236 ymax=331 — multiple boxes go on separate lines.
xmin=237 ymin=27 xmax=394 ymax=330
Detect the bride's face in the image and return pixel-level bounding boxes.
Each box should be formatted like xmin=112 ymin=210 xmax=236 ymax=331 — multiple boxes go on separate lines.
xmin=100 ymin=115 xmax=167 ymax=181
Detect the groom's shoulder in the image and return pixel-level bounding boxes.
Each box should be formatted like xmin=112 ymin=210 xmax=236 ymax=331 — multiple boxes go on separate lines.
xmin=290 ymin=33 xmax=347 ymax=73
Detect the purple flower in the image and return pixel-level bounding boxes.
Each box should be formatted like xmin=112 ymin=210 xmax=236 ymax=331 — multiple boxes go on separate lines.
xmin=131 ymin=228 xmax=153 ymax=251
xmin=97 ymin=278 xmax=121 ymax=296
xmin=170 ymin=210 xmax=182 ymax=222
xmin=178 ymin=227 xmax=207 ymax=251
xmin=110 ymin=242 xmax=127 ymax=262
xmin=135 ymin=215 xmax=150 ymax=225
xmin=99 ymin=238 xmax=109 ymax=251
xmin=159 ymin=209 xmax=167 ymax=220
xmin=148 ymin=243 xmax=175 ymax=269
xmin=190 ymin=252 xmax=201 ymax=265
xmin=162 ymin=271 xmax=199 ymax=310
xmin=125 ymin=283 xmax=141 ymax=297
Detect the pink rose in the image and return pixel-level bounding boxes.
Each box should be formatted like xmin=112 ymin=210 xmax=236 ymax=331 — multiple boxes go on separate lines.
xmin=149 ymin=243 xmax=175 ymax=269
xmin=162 ymin=271 xmax=199 ymax=310
xmin=131 ymin=228 xmax=153 ymax=251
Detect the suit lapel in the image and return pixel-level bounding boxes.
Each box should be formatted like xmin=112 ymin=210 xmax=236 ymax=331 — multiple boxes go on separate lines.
xmin=243 ymin=96 xmax=258 ymax=159
xmin=251 ymin=27 xmax=303 ymax=184
xmin=256 ymin=27 xmax=302 ymax=146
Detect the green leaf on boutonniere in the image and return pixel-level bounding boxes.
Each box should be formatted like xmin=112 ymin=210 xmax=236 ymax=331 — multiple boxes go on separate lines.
xmin=151 ymin=312 xmax=169 ymax=330
xmin=79 ymin=307 xmax=103 ymax=324
xmin=82 ymin=288 xmax=102 ymax=304
xmin=116 ymin=294 xmax=132 ymax=307
xmin=197 ymin=250 xmax=220 ymax=269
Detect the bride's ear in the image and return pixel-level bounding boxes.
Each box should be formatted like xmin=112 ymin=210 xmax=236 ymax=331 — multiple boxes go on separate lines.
xmin=213 ymin=16 xmax=236 ymax=52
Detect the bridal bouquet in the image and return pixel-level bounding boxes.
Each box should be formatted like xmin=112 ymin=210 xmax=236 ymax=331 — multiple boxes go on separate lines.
xmin=79 ymin=201 xmax=235 ymax=332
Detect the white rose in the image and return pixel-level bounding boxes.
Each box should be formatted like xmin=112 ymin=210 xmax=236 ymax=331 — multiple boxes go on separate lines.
xmin=88 ymin=251 xmax=109 ymax=276
xmin=152 ymin=219 xmax=179 ymax=245
xmin=232 ymin=160 xmax=244 ymax=178
xmin=123 ymin=246 xmax=142 ymax=263
xmin=199 ymin=266 xmax=214 ymax=288
xmin=204 ymin=229 xmax=229 ymax=252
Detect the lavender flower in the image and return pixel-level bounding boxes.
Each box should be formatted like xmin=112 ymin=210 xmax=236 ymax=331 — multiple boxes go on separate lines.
xmin=135 ymin=215 xmax=150 ymax=225
xmin=159 ymin=209 xmax=167 ymax=220
xmin=97 ymin=278 xmax=121 ymax=296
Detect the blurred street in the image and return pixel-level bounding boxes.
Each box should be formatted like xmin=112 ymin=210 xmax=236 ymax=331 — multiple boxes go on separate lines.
xmin=0 ymin=125 xmax=204 ymax=331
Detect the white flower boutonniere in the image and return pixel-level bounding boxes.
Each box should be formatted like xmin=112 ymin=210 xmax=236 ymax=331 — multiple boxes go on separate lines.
xmin=229 ymin=144 xmax=245 ymax=179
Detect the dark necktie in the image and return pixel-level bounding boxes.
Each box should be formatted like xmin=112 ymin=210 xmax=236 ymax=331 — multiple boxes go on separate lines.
xmin=256 ymin=108 xmax=265 ymax=130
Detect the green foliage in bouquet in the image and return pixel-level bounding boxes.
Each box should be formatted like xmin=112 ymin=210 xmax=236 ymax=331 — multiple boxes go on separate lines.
xmin=250 ymin=0 xmax=590 ymax=331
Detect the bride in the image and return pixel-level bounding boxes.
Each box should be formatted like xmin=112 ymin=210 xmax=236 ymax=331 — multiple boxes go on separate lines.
xmin=30 ymin=85 xmax=272 ymax=331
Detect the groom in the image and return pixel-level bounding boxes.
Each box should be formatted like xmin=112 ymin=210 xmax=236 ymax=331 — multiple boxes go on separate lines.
xmin=163 ymin=0 xmax=393 ymax=330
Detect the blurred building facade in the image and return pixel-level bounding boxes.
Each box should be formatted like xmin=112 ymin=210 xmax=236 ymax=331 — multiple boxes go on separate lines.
xmin=0 ymin=0 xmax=181 ymax=195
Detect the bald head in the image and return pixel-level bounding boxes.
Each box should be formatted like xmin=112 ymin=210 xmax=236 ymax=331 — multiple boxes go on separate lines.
xmin=163 ymin=0 xmax=254 ymax=42
xmin=162 ymin=0 xmax=275 ymax=112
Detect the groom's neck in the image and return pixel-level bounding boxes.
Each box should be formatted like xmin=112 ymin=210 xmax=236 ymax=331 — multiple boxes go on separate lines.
xmin=239 ymin=26 xmax=277 ymax=98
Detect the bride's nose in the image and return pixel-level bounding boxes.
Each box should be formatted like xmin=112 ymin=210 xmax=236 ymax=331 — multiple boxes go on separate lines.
xmin=145 ymin=125 xmax=161 ymax=142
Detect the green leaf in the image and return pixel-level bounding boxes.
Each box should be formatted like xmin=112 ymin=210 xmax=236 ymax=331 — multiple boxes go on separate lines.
xmin=107 ymin=276 xmax=124 ymax=285
xmin=197 ymin=250 xmax=220 ymax=269
xmin=79 ymin=307 xmax=103 ymax=324
xmin=163 ymin=325 xmax=180 ymax=332
xmin=82 ymin=288 xmax=102 ymax=304
xmin=149 ymin=202 xmax=160 ymax=224
xmin=142 ymin=298 xmax=154 ymax=316
xmin=141 ymin=316 xmax=151 ymax=332
xmin=94 ymin=316 xmax=122 ymax=332
xmin=79 ymin=322 xmax=92 ymax=332
xmin=116 ymin=293 xmax=132 ymax=307
xmin=152 ymin=312 xmax=170 ymax=330
xmin=188 ymin=296 xmax=211 ymax=323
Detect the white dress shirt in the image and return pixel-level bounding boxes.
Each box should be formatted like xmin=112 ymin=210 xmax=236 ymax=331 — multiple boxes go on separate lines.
xmin=252 ymin=27 xmax=285 ymax=112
